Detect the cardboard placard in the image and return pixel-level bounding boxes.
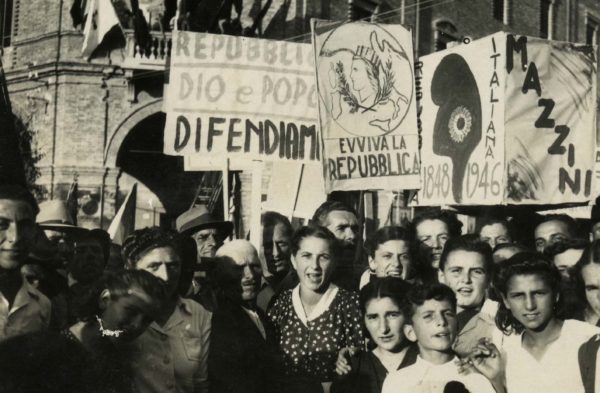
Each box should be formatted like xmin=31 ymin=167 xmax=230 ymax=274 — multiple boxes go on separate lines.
xmin=312 ymin=20 xmax=421 ymax=192
xmin=415 ymin=32 xmax=596 ymax=206
xmin=164 ymin=31 xmax=320 ymax=164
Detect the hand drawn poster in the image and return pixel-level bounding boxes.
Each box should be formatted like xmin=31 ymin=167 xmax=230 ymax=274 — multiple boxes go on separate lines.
xmin=504 ymin=35 xmax=597 ymax=204
xmin=415 ymin=32 xmax=596 ymax=206
xmin=415 ymin=33 xmax=505 ymax=206
xmin=312 ymin=20 xmax=421 ymax=192
xmin=163 ymin=31 xmax=320 ymax=164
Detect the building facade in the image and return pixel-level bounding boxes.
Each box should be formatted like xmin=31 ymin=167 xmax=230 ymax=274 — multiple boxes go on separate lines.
xmin=0 ymin=0 xmax=598 ymax=232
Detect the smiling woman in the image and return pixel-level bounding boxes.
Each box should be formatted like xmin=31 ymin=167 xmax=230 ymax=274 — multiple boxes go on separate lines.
xmin=268 ymin=225 xmax=364 ymax=390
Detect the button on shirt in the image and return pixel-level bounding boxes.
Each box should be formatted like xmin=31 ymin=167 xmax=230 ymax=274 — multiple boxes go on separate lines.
xmin=0 ymin=279 xmax=51 ymax=341
xmin=128 ymin=298 xmax=212 ymax=393
xmin=382 ymin=356 xmax=496 ymax=393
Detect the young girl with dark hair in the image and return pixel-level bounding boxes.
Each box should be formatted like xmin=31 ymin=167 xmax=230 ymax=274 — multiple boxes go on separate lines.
xmin=332 ymin=277 xmax=418 ymax=393
xmin=472 ymin=252 xmax=600 ymax=393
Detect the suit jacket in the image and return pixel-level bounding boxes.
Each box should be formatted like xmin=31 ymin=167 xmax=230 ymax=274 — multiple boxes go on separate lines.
xmin=208 ymin=297 xmax=283 ymax=393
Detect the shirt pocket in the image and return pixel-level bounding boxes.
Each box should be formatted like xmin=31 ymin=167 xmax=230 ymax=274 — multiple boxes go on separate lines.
xmin=181 ymin=330 xmax=204 ymax=362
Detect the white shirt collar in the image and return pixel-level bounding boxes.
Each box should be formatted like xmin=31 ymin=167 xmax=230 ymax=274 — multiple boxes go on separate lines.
xmin=292 ymin=284 xmax=339 ymax=326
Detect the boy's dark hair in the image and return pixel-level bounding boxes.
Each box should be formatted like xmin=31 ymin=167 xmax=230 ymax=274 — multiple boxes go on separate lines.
xmin=439 ymin=235 xmax=493 ymax=273
xmin=410 ymin=208 xmax=463 ymax=239
xmin=75 ymin=270 xmax=166 ymax=322
xmin=311 ymin=201 xmax=357 ymax=227
xmin=493 ymin=252 xmax=562 ymax=335
xmin=403 ymin=283 xmax=457 ymax=323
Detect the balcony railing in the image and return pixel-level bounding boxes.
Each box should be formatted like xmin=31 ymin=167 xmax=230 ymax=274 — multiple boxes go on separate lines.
xmin=121 ymin=29 xmax=171 ymax=70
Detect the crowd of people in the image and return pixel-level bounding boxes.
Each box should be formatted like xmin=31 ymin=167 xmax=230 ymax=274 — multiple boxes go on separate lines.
xmin=0 ymin=183 xmax=600 ymax=393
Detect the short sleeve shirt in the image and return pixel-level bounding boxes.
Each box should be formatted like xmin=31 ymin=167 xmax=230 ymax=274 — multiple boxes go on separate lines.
xmin=267 ymin=284 xmax=363 ymax=382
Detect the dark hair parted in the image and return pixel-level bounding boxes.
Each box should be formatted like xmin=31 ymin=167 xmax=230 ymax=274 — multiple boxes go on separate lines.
xmin=311 ymin=200 xmax=357 ymax=227
xmin=410 ymin=208 xmax=463 ymax=239
xmin=74 ymin=270 xmax=166 ymax=322
xmin=535 ymin=214 xmax=579 ymax=238
xmin=493 ymin=252 xmax=562 ymax=335
xmin=291 ymin=225 xmax=340 ymax=257
xmin=359 ymin=277 xmax=413 ymax=316
xmin=364 ymin=226 xmax=414 ymax=258
xmin=261 ymin=211 xmax=293 ymax=235
xmin=402 ymin=283 xmax=457 ymax=323
xmin=121 ymin=227 xmax=182 ymax=269
xmin=439 ymin=235 xmax=493 ymax=273
xmin=571 ymin=240 xmax=600 ymax=311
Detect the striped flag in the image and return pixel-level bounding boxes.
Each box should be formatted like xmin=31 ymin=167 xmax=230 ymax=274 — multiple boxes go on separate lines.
xmin=107 ymin=183 xmax=137 ymax=246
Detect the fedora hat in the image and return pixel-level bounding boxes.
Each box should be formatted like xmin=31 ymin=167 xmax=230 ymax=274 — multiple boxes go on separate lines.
xmin=176 ymin=205 xmax=233 ymax=237
xmin=36 ymin=200 xmax=88 ymax=235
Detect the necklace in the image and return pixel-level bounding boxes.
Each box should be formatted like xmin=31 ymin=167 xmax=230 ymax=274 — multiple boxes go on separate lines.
xmin=95 ymin=315 xmax=124 ymax=338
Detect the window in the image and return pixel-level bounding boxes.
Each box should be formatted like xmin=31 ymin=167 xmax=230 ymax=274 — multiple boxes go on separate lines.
xmin=540 ymin=0 xmax=553 ymax=39
xmin=0 ymin=0 xmax=13 ymax=47
xmin=493 ymin=0 xmax=504 ymax=22
xmin=434 ymin=20 xmax=458 ymax=51
xmin=586 ymin=15 xmax=599 ymax=46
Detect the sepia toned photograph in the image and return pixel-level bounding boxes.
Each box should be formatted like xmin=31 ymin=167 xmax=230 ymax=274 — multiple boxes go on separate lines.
xmin=0 ymin=0 xmax=599 ymax=392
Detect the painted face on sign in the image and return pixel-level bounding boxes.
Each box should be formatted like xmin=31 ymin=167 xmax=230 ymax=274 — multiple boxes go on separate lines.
xmin=350 ymin=57 xmax=373 ymax=98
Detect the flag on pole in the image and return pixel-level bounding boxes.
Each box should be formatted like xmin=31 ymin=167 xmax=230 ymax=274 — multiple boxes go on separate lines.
xmin=81 ymin=0 xmax=121 ymax=59
xmin=66 ymin=181 xmax=79 ymax=226
xmin=107 ymin=183 xmax=137 ymax=246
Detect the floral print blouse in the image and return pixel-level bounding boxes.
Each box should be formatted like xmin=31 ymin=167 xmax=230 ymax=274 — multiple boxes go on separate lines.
xmin=267 ymin=284 xmax=364 ymax=382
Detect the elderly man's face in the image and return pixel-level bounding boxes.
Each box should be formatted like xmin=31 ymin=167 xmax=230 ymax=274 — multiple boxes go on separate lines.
xmin=0 ymin=199 xmax=36 ymax=270
xmin=193 ymin=228 xmax=223 ymax=258
xmin=217 ymin=242 xmax=263 ymax=303
xmin=325 ymin=210 xmax=359 ymax=248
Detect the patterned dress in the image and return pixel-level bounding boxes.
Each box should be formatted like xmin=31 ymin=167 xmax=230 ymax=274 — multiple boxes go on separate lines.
xmin=267 ymin=284 xmax=364 ymax=382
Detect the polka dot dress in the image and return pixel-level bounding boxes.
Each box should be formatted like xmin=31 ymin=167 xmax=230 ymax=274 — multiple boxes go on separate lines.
xmin=268 ymin=287 xmax=364 ymax=382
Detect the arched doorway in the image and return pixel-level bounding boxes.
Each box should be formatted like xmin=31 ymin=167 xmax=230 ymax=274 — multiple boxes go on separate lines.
xmin=116 ymin=112 xmax=203 ymax=226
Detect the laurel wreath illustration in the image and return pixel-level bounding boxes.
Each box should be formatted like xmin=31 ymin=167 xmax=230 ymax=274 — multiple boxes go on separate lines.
xmin=335 ymin=60 xmax=395 ymax=114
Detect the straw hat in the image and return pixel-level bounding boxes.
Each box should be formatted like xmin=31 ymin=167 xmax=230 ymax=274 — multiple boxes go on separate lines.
xmin=36 ymin=200 xmax=88 ymax=235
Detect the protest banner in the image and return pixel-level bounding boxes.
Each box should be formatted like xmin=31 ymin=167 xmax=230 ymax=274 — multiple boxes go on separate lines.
xmin=164 ymin=31 xmax=320 ymax=164
xmin=415 ymin=32 xmax=596 ymax=206
xmin=312 ymin=20 xmax=421 ymax=192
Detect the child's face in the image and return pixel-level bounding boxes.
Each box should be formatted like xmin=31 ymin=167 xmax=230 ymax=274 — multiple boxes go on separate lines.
xmin=404 ymin=299 xmax=457 ymax=353
xmin=101 ymin=287 xmax=156 ymax=342
xmin=364 ymin=297 xmax=406 ymax=352
xmin=502 ymin=273 xmax=557 ymax=332
xmin=439 ymin=250 xmax=488 ymax=311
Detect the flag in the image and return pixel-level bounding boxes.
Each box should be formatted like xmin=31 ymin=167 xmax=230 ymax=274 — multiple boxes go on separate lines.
xmin=66 ymin=181 xmax=79 ymax=226
xmin=81 ymin=0 xmax=122 ymax=59
xmin=70 ymin=0 xmax=88 ymax=28
xmin=107 ymin=183 xmax=137 ymax=246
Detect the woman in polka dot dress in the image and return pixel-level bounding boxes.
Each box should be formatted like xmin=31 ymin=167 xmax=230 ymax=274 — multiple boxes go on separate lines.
xmin=268 ymin=225 xmax=364 ymax=392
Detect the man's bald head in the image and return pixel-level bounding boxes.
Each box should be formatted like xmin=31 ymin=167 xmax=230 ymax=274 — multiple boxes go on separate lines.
xmin=215 ymin=240 xmax=262 ymax=304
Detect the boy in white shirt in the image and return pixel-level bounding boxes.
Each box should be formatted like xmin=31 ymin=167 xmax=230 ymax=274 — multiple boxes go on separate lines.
xmin=382 ymin=283 xmax=502 ymax=393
